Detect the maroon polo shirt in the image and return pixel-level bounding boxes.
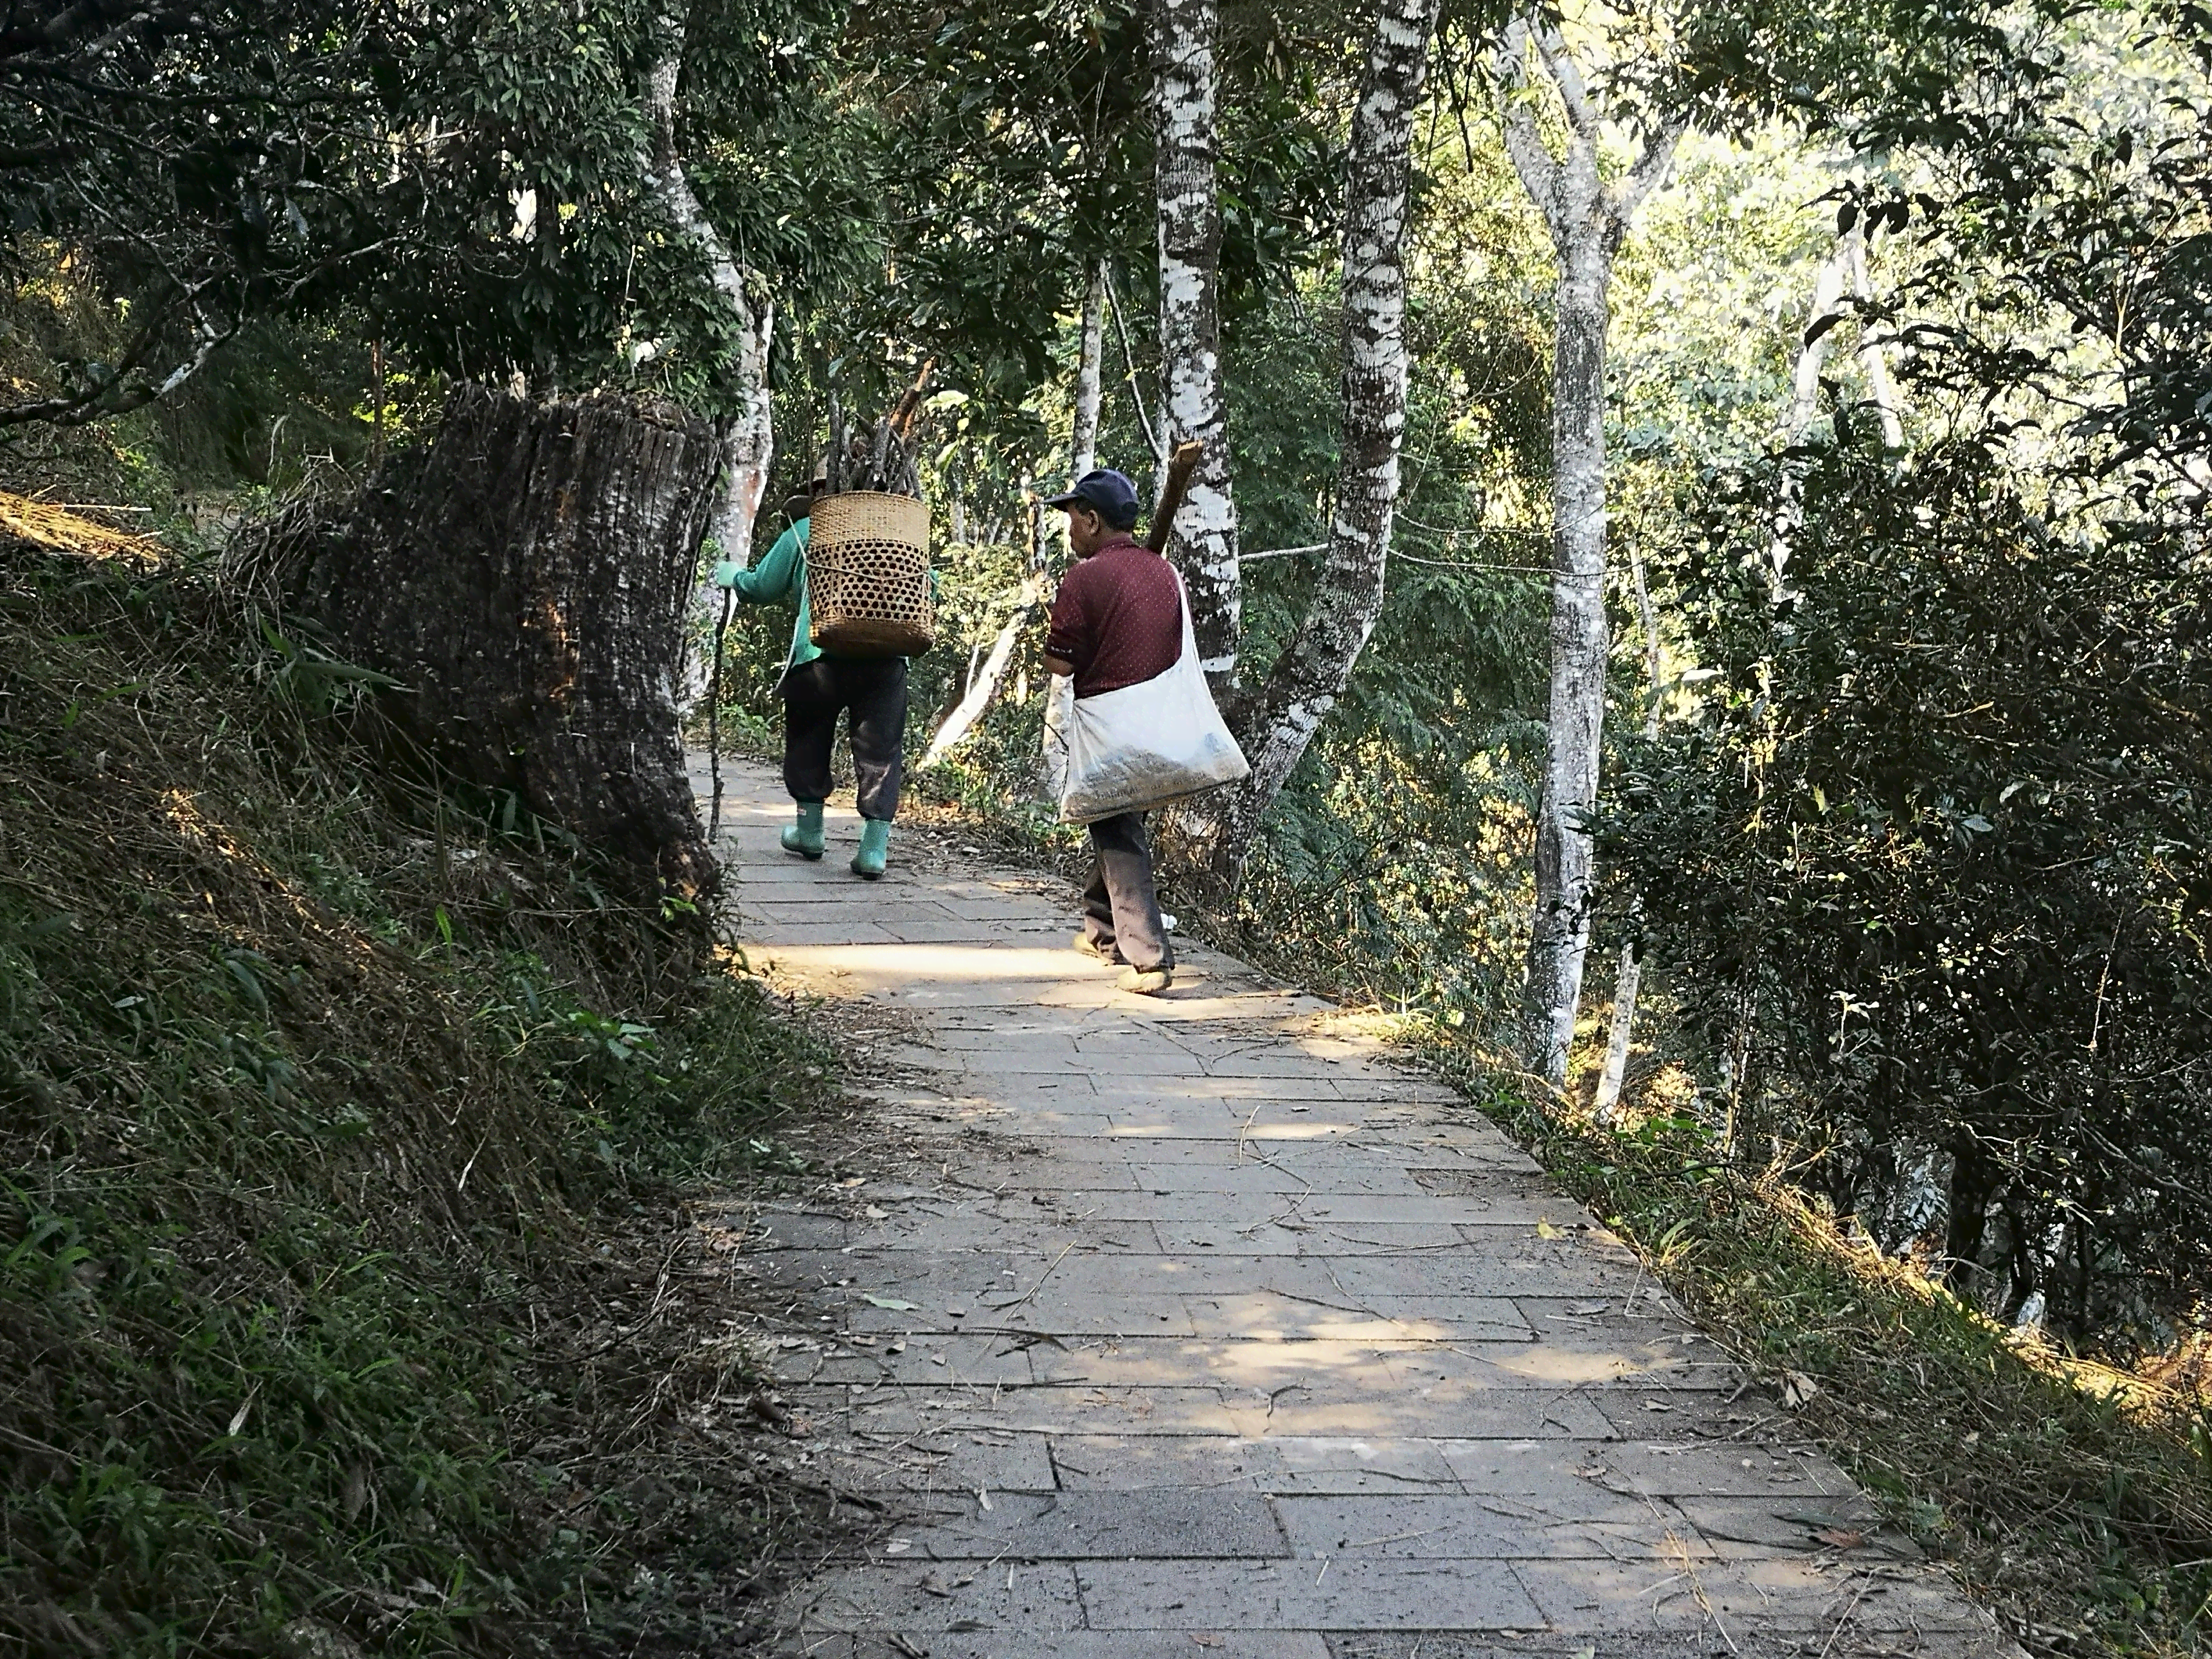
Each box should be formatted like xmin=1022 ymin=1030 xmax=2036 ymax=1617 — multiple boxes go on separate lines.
xmin=1044 ymin=535 xmax=1184 ymax=699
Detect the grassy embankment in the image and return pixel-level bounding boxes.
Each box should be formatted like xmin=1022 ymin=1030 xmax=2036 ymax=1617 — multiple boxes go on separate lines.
xmin=1453 ymin=1073 xmax=2212 ymax=1659
xmin=2 ymin=508 xmax=847 ymax=1658
xmin=891 ymin=755 xmax=2212 ymax=1659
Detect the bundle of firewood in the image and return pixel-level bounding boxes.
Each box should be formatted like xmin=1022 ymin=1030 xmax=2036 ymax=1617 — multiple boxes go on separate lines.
xmin=825 ymin=361 xmax=931 ymax=497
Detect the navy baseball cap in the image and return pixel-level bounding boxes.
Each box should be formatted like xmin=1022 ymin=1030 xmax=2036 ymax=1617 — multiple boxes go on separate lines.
xmin=1044 ymin=468 xmax=1141 ymax=531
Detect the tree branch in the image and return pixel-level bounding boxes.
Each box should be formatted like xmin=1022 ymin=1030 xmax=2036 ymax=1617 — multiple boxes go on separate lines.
xmin=0 ymin=289 xmax=235 ymax=429
xmin=1103 ymin=263 xmax=1162 ymax=464
xmin=1531 ymin=18 xmax=1600 ymax=141
xmin=1604 ymin=113 xmax=1685 ymax=248
xmin=1493 ymin=20 xmax=1565 ymax=238
xmin=0 ymin=0 xmax=173 ymax=62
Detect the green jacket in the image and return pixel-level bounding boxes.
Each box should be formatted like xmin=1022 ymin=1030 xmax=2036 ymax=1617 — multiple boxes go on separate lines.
xmin=721 ymin=520 xmax=821 ymax=673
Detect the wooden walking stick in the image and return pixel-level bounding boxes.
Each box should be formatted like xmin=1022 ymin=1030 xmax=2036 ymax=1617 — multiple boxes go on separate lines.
xmin=1146 ymin=440 xmax=1207 ymax=554
xmin=707 ymin=585 xmax=733 ymax=842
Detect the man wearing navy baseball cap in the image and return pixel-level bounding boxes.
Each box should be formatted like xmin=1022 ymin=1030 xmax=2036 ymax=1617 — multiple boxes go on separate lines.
xmin=1041 ymin=467 xmax=1182 ymax=995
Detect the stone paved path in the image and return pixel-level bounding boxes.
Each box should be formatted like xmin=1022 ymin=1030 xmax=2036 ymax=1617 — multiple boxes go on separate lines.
xmin=695 ymin=758 xmax=2019 ymax=1659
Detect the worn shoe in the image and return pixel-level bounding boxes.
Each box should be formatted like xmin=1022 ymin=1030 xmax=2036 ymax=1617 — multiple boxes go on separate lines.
xmin=1073 ymin=932 xmax=1118 ymax=962
xmin=781 ymin=800 xmax=825 ymax=860
xmin=851 ymin=817 xmax=891 ymax=880
xmin=1118 ymin=965 xmax=1173 ymax=996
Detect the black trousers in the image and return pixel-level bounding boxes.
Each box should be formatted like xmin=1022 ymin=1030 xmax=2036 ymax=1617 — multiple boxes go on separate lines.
xmin=1081 ymin=811 xmax=1172 ymax=972
xmin=780 ymin=656 xmax=908 ymax=821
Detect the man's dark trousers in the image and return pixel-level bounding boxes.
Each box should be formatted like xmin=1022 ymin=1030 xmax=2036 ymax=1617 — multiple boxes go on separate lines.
xmin=1081 ymin=811 xmax=1172 ymax=972
xmin=780 ymin=657 xmax=907 ymax=820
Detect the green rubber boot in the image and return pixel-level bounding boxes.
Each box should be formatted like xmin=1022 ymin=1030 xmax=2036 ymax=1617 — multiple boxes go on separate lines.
xmin=851 ymin=817 xmax=891 ymax=881
xmin=780 ymin=800 xmax=826 ymax=860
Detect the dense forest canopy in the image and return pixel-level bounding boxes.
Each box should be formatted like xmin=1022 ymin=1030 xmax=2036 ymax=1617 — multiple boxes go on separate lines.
xmin=2 ymin=0 xmax=2206 ymax=1356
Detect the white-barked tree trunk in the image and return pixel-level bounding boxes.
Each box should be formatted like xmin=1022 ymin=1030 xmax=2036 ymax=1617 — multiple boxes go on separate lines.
xmin=1152 ymin=0 xmax=1241 ymax=688
xmin=1071 ymin=259 xmax=1107 ymax=479
xmin=1498 ymin=14 xmax=1681 ymax=1090
xmin=1165 ymin=0 xmax=1439 ymax=882
xmin=646 ymin=3 xmax=774 ymax=708
xmin=1845 ymin=229 xmax=1905 ymax=449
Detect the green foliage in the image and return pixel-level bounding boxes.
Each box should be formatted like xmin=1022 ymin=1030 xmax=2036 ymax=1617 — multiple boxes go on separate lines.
xmin=1603 ymin=4 xmax=2211 ymax=1350
xmin=0 ymin=0 xmax=878 ymax=429
xmin=1608 ymin=418 xmax=2212 ymax=1347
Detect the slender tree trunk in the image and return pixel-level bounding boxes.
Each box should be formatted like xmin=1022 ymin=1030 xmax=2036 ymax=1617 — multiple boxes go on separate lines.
xmin=1071 ymin=259 xmax=1107 ymax=479
xmin=295 ymin=385 xmax=721 ymax=899
xmin=1592 ymin=546 xmax=1663 ymax=1122
xmin=1163 ymin=0 xmax=1439 ymax=882
xmin=1522 ymin=231 xmax=1614 ymax=1086
xmin=707 ymin=303 xmax=774 ymax=561
xmin=1041 ymin=283 xmax=1112 ymax=791
xmin=1785 ymin=242 xmax=1850 ymax=437
xmin=1766 ymin=234 xmax=1861 ymax=608
xmin=922 ymin=577 xmax=1043 ymax=770
xmin=1844 ymin=230 xmax=1905 ymax=448
xmin=644 ymin=3 xmax=774 ymax=706
xmin=1152 ymin=0 xmax=1240 ymax=687
xmin=1104 ymin=266 xmax=1166 ymax=467
xmin=1497 ymin=15 xmax=1680 ymax=1090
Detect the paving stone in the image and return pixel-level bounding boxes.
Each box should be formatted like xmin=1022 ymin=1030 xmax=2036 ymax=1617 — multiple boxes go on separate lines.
xmin=1046 ymin=1433 xmax=1275 ymax=1490
xmin=1323 ymin=1251 xmax=1630 ymax=1300
xmin=791 ymin=1333 xmax=1039 ymax=1386
xmin=831 ymin=1428 xmax=1060 ymax=1494
xmin=1131 ymin=1161 xmax=1438 ymax=1197
xmin=1071 ymin=1557 xmax=1544 ymax=1630
xmin=1222 ymin=1386 xmax=1621 ymax=1442
xmin=1270 ymin=1491 xmax=1697 ymax=1560
xmin=1511 ymin=1555 xmax=2006 ymax=1636
xmin=1090 ymin=1076 xmax=1354 ymax=1102
xmin=1537 ymin=1441 xmax=1860 ymax=1501
xmin=1672 ymin=1495 xmax=1917 ymax=1559
xmin=1149 ymin=1220 xmax=1469 ymax=1254
xmin=782 ymin=1560 xmax=1085 ymax=1634
xmin=873 ymin=1212 xmax=1167 ymax=1254
xmin=1022 ymin=1336 xmax=1700 ymax=1399
xmin=892 ymin=1488 xmax=1289 ymax=1559
xmin=950 ymin=1050 xmax=1214 ymax=1077
xmin=834 ymin=1635 xmax=1332 ymax=1659
xmin=741 ymin=1209 xmax=851 ymax=1249
xmin=1181 ymin=1291 xmax=1539 ymax=1345
xmin=1323 ymin=1637 xmax=1799 ymax=1659
xmin=844 ymin=1383 xmax=1246 ymax=1436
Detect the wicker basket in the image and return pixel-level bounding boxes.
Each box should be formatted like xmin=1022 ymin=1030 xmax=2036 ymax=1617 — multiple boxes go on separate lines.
xmin=806 ymin=491 xmax=934 ymax=658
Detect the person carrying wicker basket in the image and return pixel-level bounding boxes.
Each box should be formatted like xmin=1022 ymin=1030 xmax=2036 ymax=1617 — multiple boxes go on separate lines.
xmin=711 ymin=465 xmax=913 ymax=880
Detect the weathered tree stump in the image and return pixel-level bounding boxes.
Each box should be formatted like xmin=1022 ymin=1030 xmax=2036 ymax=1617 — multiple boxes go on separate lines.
xmin=295 ymin=385 xmax=720 ymax=898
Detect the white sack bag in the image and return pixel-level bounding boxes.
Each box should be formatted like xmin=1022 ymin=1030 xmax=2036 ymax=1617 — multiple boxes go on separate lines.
xmin=1039 ymin=670 xmax=1075 ymax=804
xmin=1058 ymin=569 xmax=1250 ymax=824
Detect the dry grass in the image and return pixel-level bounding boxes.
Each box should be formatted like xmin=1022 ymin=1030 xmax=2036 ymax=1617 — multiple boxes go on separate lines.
xmin=0 ymin=488 xmax=162 ymax=563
